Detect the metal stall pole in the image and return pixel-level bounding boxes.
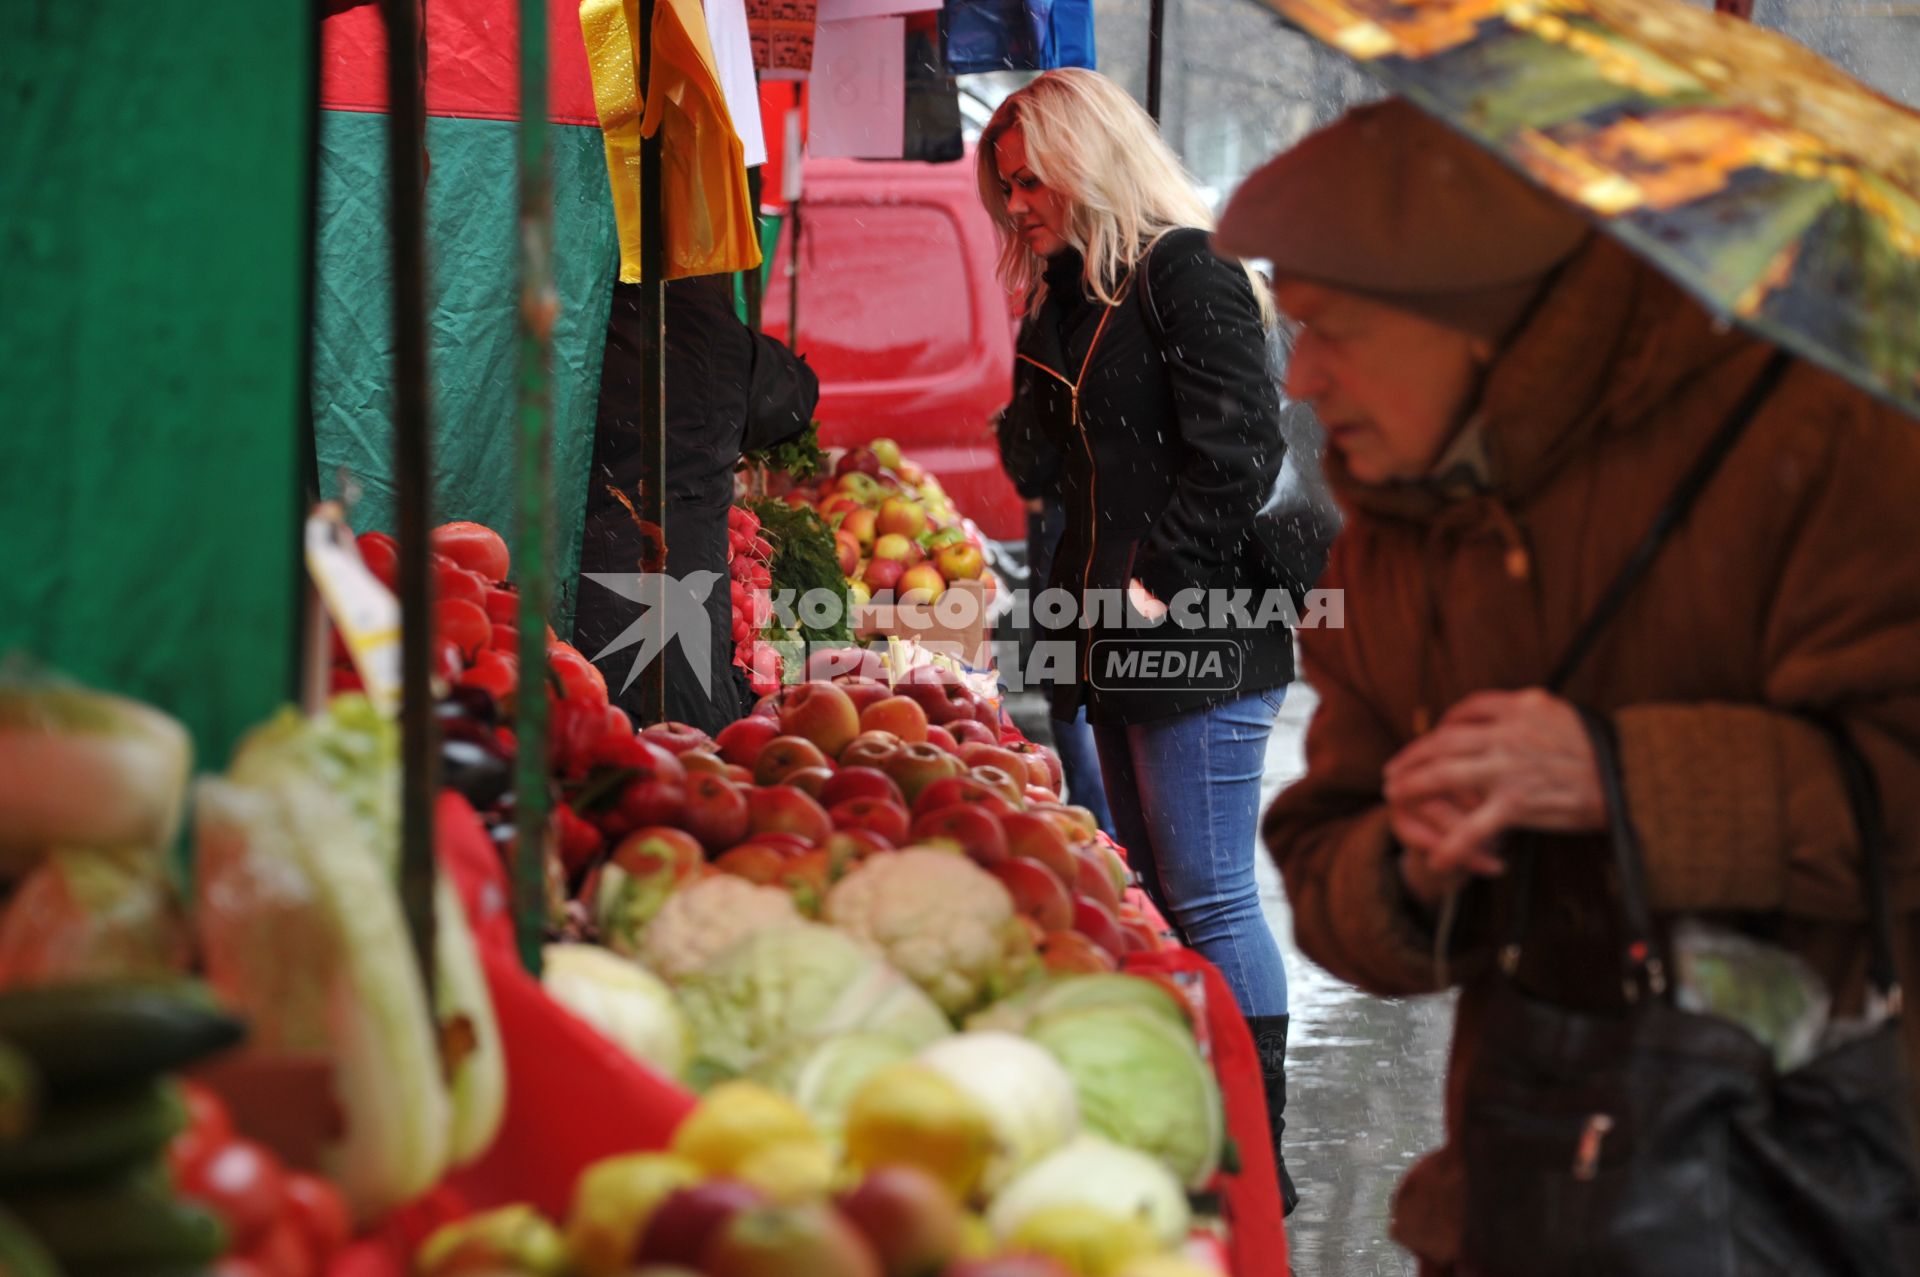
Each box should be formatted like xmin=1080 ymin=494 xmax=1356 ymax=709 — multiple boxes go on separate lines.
xmin=745 ymin=166 xmax=765 ymax=332
xmin=383 ymin=0 xmax=438 ymax=992
xmin=637 ymin=0 xmax=669 ymax=725
xmin=786 ymin=83 xmax=802 ymax=345
xmin=514 ymin=0 xmax=557 ymax=974
xmin=1146 ymin=0 xmax=1168 ymax=122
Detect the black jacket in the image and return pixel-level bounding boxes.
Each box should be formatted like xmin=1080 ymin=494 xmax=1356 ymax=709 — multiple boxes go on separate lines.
xmin=575 ymin=275 xmax=818 ymax=733
xmin=1009 ymin=228 xmax=1294 ymax=724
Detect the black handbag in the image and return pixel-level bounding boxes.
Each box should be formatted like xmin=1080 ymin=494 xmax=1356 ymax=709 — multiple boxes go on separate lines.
xmin=1454 ymin=349 xmax=1920 ymax=1274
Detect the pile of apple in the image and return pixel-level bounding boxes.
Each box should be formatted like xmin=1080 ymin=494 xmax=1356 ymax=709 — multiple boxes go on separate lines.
xmin=725 ymin=505 xmax=781 ymax=695
xmin=561 ymin=651 xmax=1161 ymax=971
xmin=783 ymin=440 xmax=992 ymax=609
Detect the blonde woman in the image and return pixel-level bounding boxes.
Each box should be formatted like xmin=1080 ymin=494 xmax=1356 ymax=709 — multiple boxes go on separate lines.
xmin=980 ymin=68 xmax=1300 ymax=1210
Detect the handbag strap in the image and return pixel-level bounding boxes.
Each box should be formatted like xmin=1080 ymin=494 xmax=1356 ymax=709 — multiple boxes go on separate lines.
xmin=1806 ymin=713 xmax=1903 ymax=1006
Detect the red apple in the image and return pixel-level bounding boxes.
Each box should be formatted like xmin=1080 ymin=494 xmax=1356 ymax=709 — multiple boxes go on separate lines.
xmin=909 ymin=805 xmax=1008 ymax=865
xmin=934 ymin=542 xmax=984 ymax=582
xmin=779 ymin=682 xmax=863 ymax=760
xmin=968 ymin=765 xmax=1027 ymax=808
xmin=725 ymin=763 xmax=756 ymax=786
xmin=1032 ymin=803 xmax=1101 ymax=841
xmin=682 ymin=774 xmax=751 ymax=853
xmin=911 ymin=776 xmax=1019 ymax=822
xmin=841 ymin=508 xmax=878 ymax=552
xmin=681 ymin=749 xmax=729 ymax=778
xmin=617 ymin=742 xmax=690 ymax=827
xmin=835 ymin=532 xmax=861 ymax=577
xmin=643 ymin=721 xmax=711 ymax=755
xmin=875 ymin=497 xmax=928 ymax=541
xmin=836 ymin=446 xmax=882 ymax=478
xmin=859 ymin=696 xmax=928 ymax=744
xmin=989 ymin=858 xmax=1075 ymax=932
xmin=881 ymin=742 xmax=962 ymax=804
xmin=1024 ymin=785 xmax=1059 ymax=805
xmin=753 ymin=736 xmax=831 ymax=787
xmin=716 ymin=716 xmax=782 ymax=768
xmin=822 ymin=828 xmax=895 ymax=867
xmin=748 ymin=785 xmax=833 ymax=846
xmin=638 ymin=1182 xmax=768 ymax=1266
xmin=829 ymin=797 xmax=912 ymax=846
xmin=842 ymin=683 xmax=891 ymax=716
xmin=923 ymin=724 xmax=959 ymax=754
xmin=1005 ymin=741 xmax=1064 ymax=792
xmin=1072 ymin=896 xmax=1129 ymax=961
xmin=784 ymin=766 xmax=836 ymax=800
xmin=820 ymin=766 xmax=906 ymax=809
xmin=897 ymin=564 xmax=946 ymax=604
xmin=946 ymin=720 xmax=997 ymax=749
xmin=1072 ymin=848 xmax=1124 ymax=914
xmin=862 ymin=557 xmax=906 ymax=595
xmin=958 ymin=743 xmax=1026 ymax=775
xmin=1039 ymin=930 xmax=1119 ymax=975
xmin=897 ymin=667 xmax=976 ymax=725
xmin=840 ymin=731 xmax=904 ymax=772
xmin=836 ymin=1167 xmax=966 ymax=1277
xmin=806 ymin=646 xmax=883 ymax=684
xmin=1002 ymin=812 xmax=1080 ymax=885
xmin=609 ymin=825 xmax=705 ymax=885
xmin=715 ymin=843 xmax=795 ymax=885
xmin=701 ymin=1203 xmax=881 ymax=1277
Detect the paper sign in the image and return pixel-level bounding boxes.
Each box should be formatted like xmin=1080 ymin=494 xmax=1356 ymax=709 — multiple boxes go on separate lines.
xmin=818 ymin=0 xmax=941 ymax=20
xmin=305 ymin=504 xmax=403 ymax=717
xmin=748 ymin=0 xmax=820 ymax=77
xmin=704 ymin=0 xmax=769 ymax=167
xmin=807 ymin=16 xmax=906 ymax=160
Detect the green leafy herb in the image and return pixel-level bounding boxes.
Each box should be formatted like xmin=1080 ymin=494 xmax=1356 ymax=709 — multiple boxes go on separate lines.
xmin=743 ymin=419 xmax=825 ymax=481
xmin=745 ymin=498 xmax=853 ymax=645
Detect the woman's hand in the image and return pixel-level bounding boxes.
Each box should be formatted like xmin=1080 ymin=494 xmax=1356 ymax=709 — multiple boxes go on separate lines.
xmin=1127 ymin=578 xmax=1169 ymax=620
xmin=1383 ymin=689 xmax=1606 ymax=886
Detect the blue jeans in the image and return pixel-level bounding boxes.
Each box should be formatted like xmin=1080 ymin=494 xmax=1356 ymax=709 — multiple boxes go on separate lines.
xmin=1049 ymin=707 xmax=1114 ymax=837
xmin=1092 ymin=687 xmax=1290 ymax=1016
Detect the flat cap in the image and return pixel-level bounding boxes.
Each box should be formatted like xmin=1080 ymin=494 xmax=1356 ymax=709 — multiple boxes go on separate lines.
xmin=1215 ymin=99 xmax=1590 ymax=339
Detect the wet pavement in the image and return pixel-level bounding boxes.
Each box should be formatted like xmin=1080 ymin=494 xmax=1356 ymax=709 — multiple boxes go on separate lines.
xmin=1007 ymin=683 xmax=1454 ymax=1276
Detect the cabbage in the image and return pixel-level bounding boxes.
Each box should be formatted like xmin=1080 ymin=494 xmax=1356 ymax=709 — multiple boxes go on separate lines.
xmin=988 ymin=1135 xmax=1191 ymax=1247
xmin=751 ymin=1032 xmax=914 ymax=1139
xmin=1027 ymin=1005 xmax=1224 ymax=1189
xmin=677 ymin=923 xmax=951 ymax=1085
xmin=918 ymin=1031 xmax=1080 ymax=1194
xmin=0 ymin=846 xmax=191 ymax=987
xmin=543 ymin=943 xmax=692 ymax=1081
xmin=967 ymin=974 xmax=1188 ymax=1036
xmin=0 ymin=667 xmax=192 ymax=872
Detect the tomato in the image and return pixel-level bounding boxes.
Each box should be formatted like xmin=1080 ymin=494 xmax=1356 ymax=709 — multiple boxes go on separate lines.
xmin=280 ymin=1174 xmax=351 ymax=1265
xmin=548 ymin=645 xmax=608 ymax=706
xmin=433 ymin=636 xmax=467 ymax=682
xmin=490 ymin=623 xmax=519 ymax=654
xmin=243 ymin=1215 xmax=313 ymax=1277
xmin=431 ymin=521 xmax=512 ymax=584
xmin=434 ymin=598 xmax=492 ymax=663
xmin=433 ymin=562 xmax=488 ymax=608
xmin=178 ymin=1139 xmax=287 ymax=1251
xmin=211 ymin=1258 xmax=270 ymax=1277
xmin=355 ymin=531 xmax=399 ymax=590
xmin=457 ymin=650 xmax=518 ymax=707
xmin=604 ymin=705 xmax=633 ymax=739
xmin=483 ymin=586 xmax=520 ymax=626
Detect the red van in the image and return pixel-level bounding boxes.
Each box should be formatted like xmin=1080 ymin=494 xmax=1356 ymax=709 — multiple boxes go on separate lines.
xmin=760 ymin=150 xmax=1026 ymax=544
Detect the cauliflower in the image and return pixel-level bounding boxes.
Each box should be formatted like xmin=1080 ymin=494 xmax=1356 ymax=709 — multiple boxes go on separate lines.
xmin=542 ymin=943 xmax=693 ymax=1081
xmin=824 ymin=850 xmax=1036 ymax=1016
xmin=641 ymin=876 xmax=800 ymax=982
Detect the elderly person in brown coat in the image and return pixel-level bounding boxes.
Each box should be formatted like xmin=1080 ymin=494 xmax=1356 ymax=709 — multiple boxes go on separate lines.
xmin=1224 ymin=102 xmax=1920 ymax=1273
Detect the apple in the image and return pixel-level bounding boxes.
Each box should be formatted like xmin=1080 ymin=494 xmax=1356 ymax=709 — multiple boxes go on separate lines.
xmin=836 ymin=1167 xmax=964 ymax=1277
xmin=643 ymin=721 xmax=711 ymax=756
xmin=870 ymin=438 xmax=903 ymax=472
xmin=881 ymin=742 xmax=962 ymax=804
xmin=618 ymin=742 xmax=690 ymax=827
xmin=1024 ymin=785 xmax=1058 ymax=805
xmin=830 ymin=797 xmax=912 ymax=846
xmin=875 ymin=498 xmax=928 ymax=541
xmin=911 ymin=776 xmax=1018 ymax=822
xmin=1032 ymin=803 xmax=1101 ymax=841
xmin=968 ymin=765 xmax=1027 ymax=808
xmin=819 ymin=494 xmax=861 ymax=520
xmin=841 ymin=508 xmax=879 ymax=551
xmin=716 ymin=716 xmax=782 ymax=768
xmin=859 ymin=696 xmax=928 ymax=744
xmin=680 ymin=749 xmax=729 ymax=777
xmin=1005 ymin=741 xmax=1064 ymax=792
xmin=958 ymin=743 xmax=1027 ymax=776
xmin=753 ymin=736 xmax=831 ymax=787
xmin=779 ymin=682 xmax=863 ymax=760
xmin=748 ymin=785 xmax=833 ymax=845
xmin=863 ymin=557 xmax=906 ymax=595
xmin=840 ymin=731 xmax=904 ymax=771
xmin=842 ymin=682 xmax=892 ymax=715
xmin=701 ymin=1203 xmax=881 ymax=1277
xmin=609 ymin=825 xmax=705 ymax=885
xmin=715 ymin=843 xmax=795 ymax=885
xmin=1001 ymin=812 xmax=1079 ymax=885
xmin=835 ymin=532 xmax=862 ymax=578
xmin=836 ymin=446 xmax=882 ymax=478
xmin=682 ymin=774 xmax=752 ymax=852
xmin=820 ymin=766 xmax=906 ymax=809
xmin=848 ymin=579 xmax=874 ymax=609
xmin=897 ymin=666 xmax=976 ymax=726
xmin=725 ymin=763 xmax=756 ymax=786
xmin=897 ymin=564 xmax=946 ymax=604
xmin=746 ymin=832 xmax=813 ymax=857
xmin=1072 ymin=896 xmax=1129 ymax=960
xmin=639 ymin=1182 xmax=768 ymax=1266
xmin=1072 ymin=848 xmax=1124 ymax=914
xmin=924 ymin=724 xmax=959 ymax=754
xmin=926 ymin=526 xmax=968 ymax=551
xmin=871 ymin=533 xmax=915 ymax=564
xmin=806 ymin=646 xmax=884 ymax=683
xmin=934 ymin=542 xmax=984 ymax=582
xmin=946 ymin=720 xmax=996 ymax=749
xmin=896 ymin=459 xmax=926 ymax=485
xmin=784 ymin=766 xmax=836 ymax=800
xmin=909 ymin=805 xmax=1008 ymax=865
xmin=1039 ymin=929 xmax=1119 ymax=975
xmin=989 ymin=858 xmax=1074 ymax=932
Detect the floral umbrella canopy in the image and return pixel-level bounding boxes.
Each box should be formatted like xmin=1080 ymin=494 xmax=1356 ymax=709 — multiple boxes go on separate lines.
xmin=1254 ymin=0 xmax=1920 ymax=416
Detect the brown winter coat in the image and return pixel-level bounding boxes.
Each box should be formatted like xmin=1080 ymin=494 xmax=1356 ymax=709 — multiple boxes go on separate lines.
xmin=1262 ymin=236 xmax=1920 ymax=1267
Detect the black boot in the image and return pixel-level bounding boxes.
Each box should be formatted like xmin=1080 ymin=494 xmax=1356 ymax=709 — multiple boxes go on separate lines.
xmin=1247 ymin=1013 xmax=1299 ymax=1216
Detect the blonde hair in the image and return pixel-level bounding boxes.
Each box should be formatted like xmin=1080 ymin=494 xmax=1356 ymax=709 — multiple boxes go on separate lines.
xmin=978 ymin=69 xmax=1273 ymax=324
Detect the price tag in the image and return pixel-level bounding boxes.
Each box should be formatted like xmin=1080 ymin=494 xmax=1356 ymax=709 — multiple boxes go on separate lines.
xmin=305 ymin=504 xmax=403 ymax=716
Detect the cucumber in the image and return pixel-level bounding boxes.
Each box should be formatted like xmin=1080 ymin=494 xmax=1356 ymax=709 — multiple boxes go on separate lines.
xmin=7 ymin=1175 xmax=224 ymax=1269
xmin=0 ymin=983 xmax=243 ymax=1094
xmin=0 ymin=1042 xmax=37 ymax=1143
xmin=0 ymin=1080 xmax=184 ymax=1188
xmin=0 ymin=1205 xmax=60 ymax=1277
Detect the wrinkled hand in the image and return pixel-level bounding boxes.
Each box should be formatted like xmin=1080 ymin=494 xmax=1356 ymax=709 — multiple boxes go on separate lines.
xmin=1383 ymin=690 xmax=1606 ymax=902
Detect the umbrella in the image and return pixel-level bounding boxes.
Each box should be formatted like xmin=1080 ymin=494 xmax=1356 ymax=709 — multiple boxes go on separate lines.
xmin=1247 ymin=0 xmax=1920 ymax=416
